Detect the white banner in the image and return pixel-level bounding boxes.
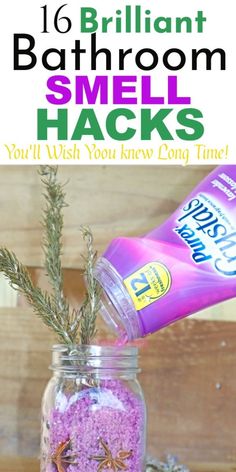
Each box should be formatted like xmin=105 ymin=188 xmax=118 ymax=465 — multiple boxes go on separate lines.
xmin=0 ymin=0 xmax=235 ymax=165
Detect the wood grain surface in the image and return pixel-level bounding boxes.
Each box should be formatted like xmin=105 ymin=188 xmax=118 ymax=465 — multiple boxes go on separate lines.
xmin=0 ymin=166 xmax=214 ymax=268
xmin=0 ymin=166 xmax=236 ymax=464
xmin=0 ymin=457 xmax=236 ymax=472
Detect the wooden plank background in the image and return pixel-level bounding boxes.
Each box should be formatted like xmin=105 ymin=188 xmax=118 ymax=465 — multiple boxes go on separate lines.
xmin=0 ymin=165 xmax=236 ymax=465
xmin=0 ymin=166 xmax=216 ymax=268
xmin=1 ymin=457 xmax=236 ymax=472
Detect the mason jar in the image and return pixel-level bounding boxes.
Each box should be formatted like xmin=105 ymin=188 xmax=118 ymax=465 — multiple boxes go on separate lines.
xmin=41 ymin=345 xmax=146 ymax=472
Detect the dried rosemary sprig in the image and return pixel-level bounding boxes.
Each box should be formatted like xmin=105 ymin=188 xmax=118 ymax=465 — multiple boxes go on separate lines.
xmin=146 ymin=455 xmax=189 ymax=472
xmin=0 ymin=248 xmax=73 ymax=344
xmin=79 ymin=226 xmax=102 ymax=345
xmin=39 ymin=165 xmax=68 ymax=318
xmin=0 ymin=166 xmax=100 ymax=346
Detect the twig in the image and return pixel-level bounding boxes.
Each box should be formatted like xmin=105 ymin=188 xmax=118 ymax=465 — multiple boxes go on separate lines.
xmin=0 ymin=167 xmax=100 ymax=346
xmin=79 ymin=226 xmax=101 ymax=345
xmin=146 ymin=455 xmax=190 ymax=472
xmin=0 ymin=248 xmax=72 ymax=344
xmin=39 ymin=166 xmax=68 ymax=321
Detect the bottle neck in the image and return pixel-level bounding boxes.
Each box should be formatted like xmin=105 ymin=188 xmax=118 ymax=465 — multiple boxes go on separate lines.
xmin=94 ymin=257 xmax=142 ymax=342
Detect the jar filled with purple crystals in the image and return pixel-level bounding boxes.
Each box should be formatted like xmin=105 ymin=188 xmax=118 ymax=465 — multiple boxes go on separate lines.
xmin=41 ymin=344 xmax=146 ymax=472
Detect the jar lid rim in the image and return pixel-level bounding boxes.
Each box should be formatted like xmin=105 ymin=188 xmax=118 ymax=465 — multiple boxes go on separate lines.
xmin=51 ymin=344 xmax=139 ymax=357
xmin=50 ymin=344 xmax=140 ymax=373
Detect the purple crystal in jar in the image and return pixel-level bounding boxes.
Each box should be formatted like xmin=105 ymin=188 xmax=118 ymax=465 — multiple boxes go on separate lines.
xmin=45 ymin=379 xmax=145 ymax=472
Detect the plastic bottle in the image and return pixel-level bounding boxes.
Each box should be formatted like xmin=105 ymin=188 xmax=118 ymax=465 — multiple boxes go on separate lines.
xmin=94 ymin=165 xmax=236 ymax=342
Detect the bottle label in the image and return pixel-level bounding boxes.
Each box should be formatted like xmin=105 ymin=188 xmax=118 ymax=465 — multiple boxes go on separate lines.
xmin=124 ymin=262 xmax=171 ymax=310
xmin=174 ymin=192 xmax=236 ymax=277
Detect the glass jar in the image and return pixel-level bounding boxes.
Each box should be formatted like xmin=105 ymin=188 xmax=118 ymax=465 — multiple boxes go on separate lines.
xmin=41 ymin=345 xmax=146 ymax=472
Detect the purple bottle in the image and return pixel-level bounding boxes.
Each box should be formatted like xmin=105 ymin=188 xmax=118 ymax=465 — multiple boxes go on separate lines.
xmin=94 ymin=166 xmax=236 ymax=342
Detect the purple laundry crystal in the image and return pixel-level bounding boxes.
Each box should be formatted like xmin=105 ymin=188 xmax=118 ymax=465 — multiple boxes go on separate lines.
xmin=43 ymin=379 xmax=145 ymax=472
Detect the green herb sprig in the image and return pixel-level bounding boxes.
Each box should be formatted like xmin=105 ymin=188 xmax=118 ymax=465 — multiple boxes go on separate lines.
xmin=146 ymin=456 xmax=189 ymax=472
xmin=0 ymin=166 xmax=100 ymax=346
xmin=79 ymin=226 xmax=101 ymax=345
xmin=40 ymin=165 xmax=69 ymax=319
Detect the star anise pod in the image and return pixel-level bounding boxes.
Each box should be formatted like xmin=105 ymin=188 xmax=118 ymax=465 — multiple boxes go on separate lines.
xmin=90 ymin=438 xmax=133 ymax=471
xmin=51 ymin=439 xmax=77 ymax=472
